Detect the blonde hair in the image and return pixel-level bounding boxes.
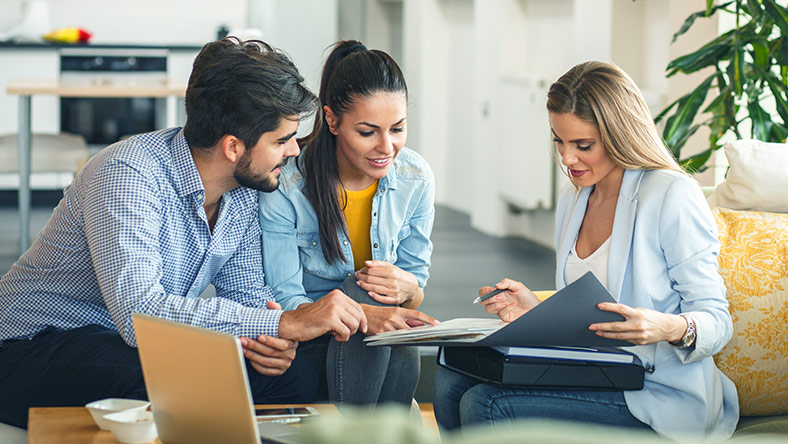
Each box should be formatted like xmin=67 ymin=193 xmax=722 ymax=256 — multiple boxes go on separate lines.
xmin=546 ymin=61 xmax=684 ymax=175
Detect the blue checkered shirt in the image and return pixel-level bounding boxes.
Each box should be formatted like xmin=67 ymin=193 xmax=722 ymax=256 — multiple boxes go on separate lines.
xmin=0 ymin=128 xmax=280 ymax=347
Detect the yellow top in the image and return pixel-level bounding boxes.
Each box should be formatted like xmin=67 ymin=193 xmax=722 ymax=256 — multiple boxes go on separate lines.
xmin=341 ymin=180 xmax=379 ymax=271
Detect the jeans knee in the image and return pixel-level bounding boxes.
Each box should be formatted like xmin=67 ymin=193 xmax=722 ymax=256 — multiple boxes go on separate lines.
xmin=433 ymin=367 xmax=454 ymax=399
xmin=458 ymin=384 xmax=504 ymax=426
xmin=391 ymin=347 xmax=420 ymax=381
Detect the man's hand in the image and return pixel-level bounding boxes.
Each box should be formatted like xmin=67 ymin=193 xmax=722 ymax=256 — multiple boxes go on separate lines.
xmin=278 ymin=289 xmax=368 ymax=342
xmin=239 ymin=335 xmax=297 ymax=376
xmin=362 ymin=304 xmax=439 ymax=335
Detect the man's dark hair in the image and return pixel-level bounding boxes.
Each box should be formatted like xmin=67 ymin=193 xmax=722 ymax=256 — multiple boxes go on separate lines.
xmin=183 ymin=37 xmax=317 ymax=150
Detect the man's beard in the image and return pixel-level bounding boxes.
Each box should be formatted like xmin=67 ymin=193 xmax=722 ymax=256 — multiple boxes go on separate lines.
xmin=234 ymin=152 xmax=282 ymax=193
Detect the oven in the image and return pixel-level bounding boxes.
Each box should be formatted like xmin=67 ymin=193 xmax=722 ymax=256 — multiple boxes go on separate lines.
xmin=59 ymin=48 xmax=170 ymax=149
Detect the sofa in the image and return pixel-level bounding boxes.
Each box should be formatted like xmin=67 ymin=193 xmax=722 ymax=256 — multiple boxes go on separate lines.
xmin=711 ymin=204 xmax=788 ymax=436
xmin=703 ymin=139 xmax=788 ymax=436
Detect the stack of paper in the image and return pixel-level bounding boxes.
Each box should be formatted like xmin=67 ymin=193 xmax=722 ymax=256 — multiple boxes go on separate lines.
xmin=363 ymin=318 xmax=505 ymax=346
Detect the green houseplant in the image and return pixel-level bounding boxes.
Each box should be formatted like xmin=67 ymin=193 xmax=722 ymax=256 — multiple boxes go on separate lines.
xmin=657 ymin=0 xmax=788 ymax=172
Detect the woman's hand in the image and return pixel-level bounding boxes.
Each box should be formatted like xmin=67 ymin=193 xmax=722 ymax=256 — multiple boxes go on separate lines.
xmin=589 ymin=303 xmax=689 ymax=345
xmin=479 ymin=278 xmax=541 ymax=323
xmin=361 ymin=304 xmax=439 ymax=335
xmin=355 ymin=260 xmax=423 ymax=308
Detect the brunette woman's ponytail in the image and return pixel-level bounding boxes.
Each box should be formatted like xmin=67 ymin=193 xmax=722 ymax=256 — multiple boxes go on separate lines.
xmin=299 ymin=41 xmax=406 ymax=264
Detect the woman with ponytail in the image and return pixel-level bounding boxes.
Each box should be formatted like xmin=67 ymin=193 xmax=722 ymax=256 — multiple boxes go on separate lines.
xmin=258 ymin=41 xmax=438 ymax=407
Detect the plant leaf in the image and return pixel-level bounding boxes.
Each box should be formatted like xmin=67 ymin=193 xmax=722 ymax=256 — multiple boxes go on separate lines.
xmin=747 ymin=0 xmax=762 ymax=19
xmin=758 ymin=65 xmax=788 ymax=124
xmin=654 ymin=96 xmax=681 ymax=124
xmin=770 ymin=122 xmax=788 ymax=142
xmin=670 ymin=124 xmax=703 ymax=160
xmin=667 ymin=30 xmax=736 ymax=76
xmin=673 ymin=1 xmax=734 ymax=43
xmin=680 ymin=148 xmax=715 ymax=174
xmin=775 ymin=36 xmax=788 ymax=67
xmin=732 ymin=43 xmax=745 ymax=97
xmin=752 ymin=37 xmax=771 ymax=67
xmin=662 ymin=74 xmax=715 ymax=154
xmin=747 ymin=99 xmax=774 ymax=140
xmin=763 ymin=0 xmax=788 ymax=37
xmin=705 ymin=85 xmax=735 ymax=140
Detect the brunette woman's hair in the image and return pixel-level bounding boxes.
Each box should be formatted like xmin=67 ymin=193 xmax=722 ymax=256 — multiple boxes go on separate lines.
xmin=299 ymin=40 xmax=407 ymax=264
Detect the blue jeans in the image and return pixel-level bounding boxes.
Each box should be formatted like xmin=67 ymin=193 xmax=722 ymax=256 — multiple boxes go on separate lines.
xmin=433 ymin=367 xmax=654 ymax=431
xmin=301 ymin=334 xmax=419 ymax=407
xmin=0 ymin=324 xmax=317 ymax=428
xmin=299 ymin=278 xmax=420 ymax=407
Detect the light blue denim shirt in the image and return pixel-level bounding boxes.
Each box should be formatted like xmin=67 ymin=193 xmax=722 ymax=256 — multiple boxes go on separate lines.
xmin=258 ymin=147 xmax=435 ymax=311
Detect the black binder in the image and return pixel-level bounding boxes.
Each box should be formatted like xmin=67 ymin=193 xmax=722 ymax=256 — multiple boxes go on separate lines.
xmin=438 ymin=346 xmax=645 ymax=390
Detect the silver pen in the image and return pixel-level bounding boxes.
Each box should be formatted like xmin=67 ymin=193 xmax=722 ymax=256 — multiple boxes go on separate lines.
xmin=472 ymin=288 xmax=505 ymax=304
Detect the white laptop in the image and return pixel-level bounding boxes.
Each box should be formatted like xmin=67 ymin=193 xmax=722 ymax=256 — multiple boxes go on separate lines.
xmin=132 ymin=313 xmax=302 ymax=444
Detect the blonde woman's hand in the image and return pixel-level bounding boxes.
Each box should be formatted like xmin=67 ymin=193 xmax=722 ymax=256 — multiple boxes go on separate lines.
xmin=589 ymin=303 xmax=690 ymax=345
xmin=479 ymin=278 xmax=541 ymax=323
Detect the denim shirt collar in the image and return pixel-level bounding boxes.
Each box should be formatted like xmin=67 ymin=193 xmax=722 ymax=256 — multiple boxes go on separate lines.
xmin=378 ymin=159 xmax=398 ymax=192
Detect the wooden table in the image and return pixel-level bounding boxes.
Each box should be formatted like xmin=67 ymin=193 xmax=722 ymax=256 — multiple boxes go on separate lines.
xmin=27 ymin=404 xmax=338 ymax=444
xmin=5 ymin=79 xmax=186 ymax=254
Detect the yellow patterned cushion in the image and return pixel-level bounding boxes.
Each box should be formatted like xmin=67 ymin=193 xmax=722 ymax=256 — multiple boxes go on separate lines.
xmin=712 ymin=207 xmax=788 ymax=416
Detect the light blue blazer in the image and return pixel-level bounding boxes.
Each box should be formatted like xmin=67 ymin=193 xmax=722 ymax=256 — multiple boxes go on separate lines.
xmin=555 ymin=169 xmax=738 ymax=441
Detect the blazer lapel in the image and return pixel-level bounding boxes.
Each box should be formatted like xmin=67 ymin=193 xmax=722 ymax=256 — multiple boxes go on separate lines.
xmin=556 ymin=186 xmax=592 ymax=289
xmin=607 ymin=169 xmax=644 ymax=301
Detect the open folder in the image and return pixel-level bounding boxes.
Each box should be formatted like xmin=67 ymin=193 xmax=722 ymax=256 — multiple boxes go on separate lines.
xmin=364 ymin=272 xmax=631 ymax=348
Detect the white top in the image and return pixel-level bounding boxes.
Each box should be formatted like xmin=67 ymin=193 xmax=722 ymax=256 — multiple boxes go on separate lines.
xmin=565 ymin=236 xmax=611 ymax=290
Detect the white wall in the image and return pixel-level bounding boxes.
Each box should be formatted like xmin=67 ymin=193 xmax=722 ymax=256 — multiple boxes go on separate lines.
xmin=398 ymin=0 xmax=718 ymax=248
xmin=439 ymin=0 xmax=475 ymax=213
xmin=403 ymin=0 xmax=451 ymax=204
xmin=0 ymin=0 xmax=247 ymax=45
xmin=257 ymin=0 xmax=338 ymax=97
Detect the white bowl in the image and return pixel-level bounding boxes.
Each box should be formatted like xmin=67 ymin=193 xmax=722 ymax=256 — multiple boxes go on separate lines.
xmin=85 ymin=398 xmax=150 ymax=431
xmin=103 ymin=409 xmax=158 ymax=444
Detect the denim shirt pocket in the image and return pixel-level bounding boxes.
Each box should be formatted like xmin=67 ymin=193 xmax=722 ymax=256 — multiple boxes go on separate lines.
xmin=297 ymin=231 xmax=330 ymax=275
xmin=385 ymin=223 xmax=411 ymax=262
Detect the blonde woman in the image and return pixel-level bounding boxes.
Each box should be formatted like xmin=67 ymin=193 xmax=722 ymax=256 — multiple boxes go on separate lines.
xmin=433 ymin=61 xmax=739 ymax=441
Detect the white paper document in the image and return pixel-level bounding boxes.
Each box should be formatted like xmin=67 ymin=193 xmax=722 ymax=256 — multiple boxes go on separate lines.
xmin=363 ymin=318 xmax=505 ymax=345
